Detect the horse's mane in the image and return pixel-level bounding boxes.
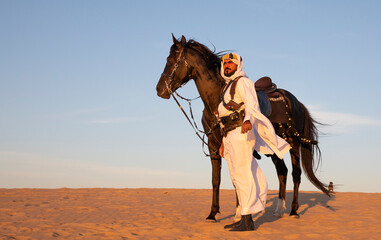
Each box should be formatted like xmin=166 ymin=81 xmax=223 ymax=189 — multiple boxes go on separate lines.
xmin=185 ymin=40 xmax=225 ymax=73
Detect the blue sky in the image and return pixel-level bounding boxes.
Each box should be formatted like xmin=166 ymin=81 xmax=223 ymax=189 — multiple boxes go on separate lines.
xmin=1 ymin=0 xmax=380 ymax=193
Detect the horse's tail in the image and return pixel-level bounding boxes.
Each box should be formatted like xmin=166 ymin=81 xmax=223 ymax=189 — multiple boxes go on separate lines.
xmin=300 ymin=103 xmax=330 ymax=196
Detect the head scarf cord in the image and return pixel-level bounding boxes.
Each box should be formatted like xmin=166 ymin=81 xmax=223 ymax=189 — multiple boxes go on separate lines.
xmin=220 ymin=53 xmax=243 ymax=82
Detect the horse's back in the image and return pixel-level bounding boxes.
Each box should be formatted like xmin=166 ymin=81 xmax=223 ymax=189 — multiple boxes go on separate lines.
xmin=269 ymin=89 xmax=305 ymax=133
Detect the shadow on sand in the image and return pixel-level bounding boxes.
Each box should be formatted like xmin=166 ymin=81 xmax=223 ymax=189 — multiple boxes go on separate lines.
xmin=251 ymin=192 xmax=336 ymax=229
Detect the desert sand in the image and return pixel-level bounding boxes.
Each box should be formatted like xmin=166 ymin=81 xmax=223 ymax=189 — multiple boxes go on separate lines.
xmin=0 ymin=188 xmax=380 ymax=239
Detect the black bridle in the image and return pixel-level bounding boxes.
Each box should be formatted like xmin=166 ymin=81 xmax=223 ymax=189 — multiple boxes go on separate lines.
xmin=164 ymin=45 xmax=221 ymax=158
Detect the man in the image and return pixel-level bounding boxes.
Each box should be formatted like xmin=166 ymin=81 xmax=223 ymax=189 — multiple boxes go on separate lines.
xmin=218 ymin=53 xmax=290 ymax=231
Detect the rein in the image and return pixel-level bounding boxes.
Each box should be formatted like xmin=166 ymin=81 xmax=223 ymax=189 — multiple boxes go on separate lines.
xmin=164 ymin=46 xmax=220 ymax=158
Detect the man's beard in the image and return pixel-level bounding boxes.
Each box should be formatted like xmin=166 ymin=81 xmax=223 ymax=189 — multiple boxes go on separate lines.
xmin=224 ymin=68 xmax=236 ymax=77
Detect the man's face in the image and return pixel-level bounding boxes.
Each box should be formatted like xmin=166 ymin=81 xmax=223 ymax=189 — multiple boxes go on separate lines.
xmin=223 ymin=59 xmax=238 ymax=77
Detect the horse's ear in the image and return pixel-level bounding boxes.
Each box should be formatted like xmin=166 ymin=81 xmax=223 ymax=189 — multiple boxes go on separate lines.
xmin=172 ymin=33 xmax=178 ymax=44
xmin=181 ymin=35 xmax=186 ymax=45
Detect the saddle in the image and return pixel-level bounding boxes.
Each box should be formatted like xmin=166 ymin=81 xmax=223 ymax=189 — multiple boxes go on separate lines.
xmin=255 ymin=76 xmax=288 ymax=123
xmin=255 ymin=76 xmax=281 ymax=98
xmin=255 ymin=77 xmax=316 ymax=145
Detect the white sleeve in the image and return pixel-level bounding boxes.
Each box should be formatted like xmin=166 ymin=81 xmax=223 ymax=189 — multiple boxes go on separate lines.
xmin=236 ymin=77 xmax=261 ymax=125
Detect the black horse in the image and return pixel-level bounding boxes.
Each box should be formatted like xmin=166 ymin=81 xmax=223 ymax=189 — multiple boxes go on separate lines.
xmin=156 ymin=35 xmax=329 ymax=221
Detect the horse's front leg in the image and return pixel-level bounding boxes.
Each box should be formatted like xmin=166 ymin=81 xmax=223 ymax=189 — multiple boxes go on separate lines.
xmin=271 ymin=154 xmax=288 ymax=218
xmin=203 ymin=114 xmax=222 ymax=222
xmin=206 ymin=153 xmax=221 ymax=222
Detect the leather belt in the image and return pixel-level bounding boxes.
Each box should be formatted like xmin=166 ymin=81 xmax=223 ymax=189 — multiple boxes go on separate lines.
xmin=220 ymin=110 xmax=245 ymax=137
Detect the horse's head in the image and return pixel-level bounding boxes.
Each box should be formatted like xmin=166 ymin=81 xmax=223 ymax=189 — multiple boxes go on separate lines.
xmin=156 ymin=34 xmax=192 ymax=99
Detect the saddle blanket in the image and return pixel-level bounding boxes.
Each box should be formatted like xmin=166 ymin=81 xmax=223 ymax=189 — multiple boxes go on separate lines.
xmin=257 ymin=90 xmax=288 ymax=124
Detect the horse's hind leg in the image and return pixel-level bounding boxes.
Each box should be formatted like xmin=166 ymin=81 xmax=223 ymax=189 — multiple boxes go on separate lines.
xmin=290 ymin=147 xmax=301 ymax=218
xmin=271 ymin=155 xmax=288 ymax=218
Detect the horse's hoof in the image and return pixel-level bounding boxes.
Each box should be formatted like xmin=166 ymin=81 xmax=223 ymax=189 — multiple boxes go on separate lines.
xmin=289 ymin=213 xmax=300 ymax=219
xmin=273 ymin=209 xmax=284 ymax=218
xmin=205 ymin=218 xmax=216 ymax=223
xmin=206 ymin=213 xmax=217 ymax=222
xmin=206 ymin=214 xmax=217 ymax=222
xmin=273 ymin=198 xmax=285 ymax=218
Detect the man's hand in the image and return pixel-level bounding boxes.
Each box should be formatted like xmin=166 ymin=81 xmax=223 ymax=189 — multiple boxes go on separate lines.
xmin=219 ymin=143 xmax=224 ymax=158
xmin=241 ymin=120 xmax=252 ymax=134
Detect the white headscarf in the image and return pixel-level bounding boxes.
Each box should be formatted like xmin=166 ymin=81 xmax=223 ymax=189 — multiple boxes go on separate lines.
xmin=220 ymin=53 xmax=243 ymax=82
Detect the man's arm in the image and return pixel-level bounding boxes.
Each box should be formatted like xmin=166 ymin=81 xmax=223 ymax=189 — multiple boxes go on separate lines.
xmin=236 ymin=78 xmax=260 ymax=133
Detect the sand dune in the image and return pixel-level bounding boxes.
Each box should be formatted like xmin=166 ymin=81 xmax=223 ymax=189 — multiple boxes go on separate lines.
xmin=0 ymin=188 xmax=380 ymax=239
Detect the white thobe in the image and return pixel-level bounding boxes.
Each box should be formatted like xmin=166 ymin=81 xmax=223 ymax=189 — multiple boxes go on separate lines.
xmin=218 ymin=71 xmax=290 ymax=215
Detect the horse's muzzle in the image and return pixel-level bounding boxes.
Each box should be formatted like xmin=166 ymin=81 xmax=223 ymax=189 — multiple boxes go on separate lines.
xmin=156 ymin=82 xmax=171 ymax=99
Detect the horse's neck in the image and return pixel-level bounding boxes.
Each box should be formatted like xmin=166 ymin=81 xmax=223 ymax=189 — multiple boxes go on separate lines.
xmin=192 ymin=64 xmax=223 ymax=114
